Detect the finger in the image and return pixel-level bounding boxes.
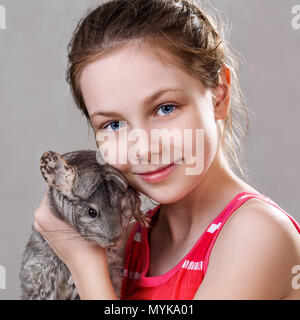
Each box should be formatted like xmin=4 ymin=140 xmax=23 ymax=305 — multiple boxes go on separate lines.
xmin=40 ymin=189 xmax=49 ymax=208
xmin=33 ymin=219 xmax=44 ymax=234
xmin=34 ymin=206 xmax=42 ymax=225
xmin=35 ymin=191 xmax=59 ymax=230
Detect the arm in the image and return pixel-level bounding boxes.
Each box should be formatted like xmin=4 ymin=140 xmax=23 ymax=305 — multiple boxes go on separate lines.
xmin=66 ymin=220 xmax=137 ymax=300
xmin=193 ymin=202 xmax=298 ymax=300
xmin=66 ymin=246 xmax=118 ymax=300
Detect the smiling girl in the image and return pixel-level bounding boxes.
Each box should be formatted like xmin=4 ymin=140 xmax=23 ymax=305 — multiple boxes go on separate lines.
xmin=34 ymin=0 xmax=300 ymax=299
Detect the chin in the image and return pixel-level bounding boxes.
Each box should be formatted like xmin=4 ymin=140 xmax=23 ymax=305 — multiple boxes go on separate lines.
xmin=143 ymin=180 xmax=199 ymax=205
xmin=151 ymin=191 xmax=188 ymax=204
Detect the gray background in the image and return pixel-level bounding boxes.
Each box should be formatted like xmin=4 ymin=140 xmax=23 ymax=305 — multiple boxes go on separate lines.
xmin=0 ymin=0 xmax=299 ymax=299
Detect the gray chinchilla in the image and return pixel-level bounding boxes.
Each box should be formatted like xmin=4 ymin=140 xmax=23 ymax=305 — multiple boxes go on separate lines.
xmin=19 ymin=149 xmax=150 ymax=300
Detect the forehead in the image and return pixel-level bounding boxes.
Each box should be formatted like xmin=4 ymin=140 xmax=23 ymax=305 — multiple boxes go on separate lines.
xmin=79 ymin=41 xmax=205 ymax=115
xmin=79 ymin=40 xmax=186 ymax=86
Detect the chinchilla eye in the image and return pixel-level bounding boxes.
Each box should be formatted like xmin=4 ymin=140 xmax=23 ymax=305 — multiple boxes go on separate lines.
xmin=88 ymin=207 xmax=98 ymax=218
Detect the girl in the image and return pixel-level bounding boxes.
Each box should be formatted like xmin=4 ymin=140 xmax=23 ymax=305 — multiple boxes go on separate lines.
xmin=34 ymin=0 xmax=300 ymax=299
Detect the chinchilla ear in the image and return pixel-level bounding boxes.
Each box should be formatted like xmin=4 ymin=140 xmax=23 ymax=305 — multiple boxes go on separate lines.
xmin=102 ymin=164 xmax=128 ymax=191
xmin=40 ymin=151 xmax=76 ymax=197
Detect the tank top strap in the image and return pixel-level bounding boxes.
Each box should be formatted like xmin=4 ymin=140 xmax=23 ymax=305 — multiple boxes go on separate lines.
xmin=201 ymin=191 xmax=300 ymax=277
xmin=121 ymin=192 xmax=300 ymax=299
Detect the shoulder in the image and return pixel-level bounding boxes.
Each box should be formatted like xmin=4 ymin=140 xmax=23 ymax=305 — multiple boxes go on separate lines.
xmin=223 ymin=197 xmax=300 ymax=253
xmin=194 ymin=197 xmax=300 ymax=299
xmin=220 ymin=197 xmax=299 ymax=243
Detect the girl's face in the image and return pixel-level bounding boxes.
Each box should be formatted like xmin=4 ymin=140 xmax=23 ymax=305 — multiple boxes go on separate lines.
xmin=79 ymin=42 xmax=222 ymax=204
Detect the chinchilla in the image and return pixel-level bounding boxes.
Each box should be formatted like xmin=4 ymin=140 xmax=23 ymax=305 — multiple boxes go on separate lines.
xmin=19 ymin=150 xmax=150 ymax=300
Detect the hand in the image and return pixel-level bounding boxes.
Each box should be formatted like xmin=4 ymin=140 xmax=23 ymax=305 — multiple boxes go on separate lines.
xmin=34 ymin=188 xmax=105 ymax=267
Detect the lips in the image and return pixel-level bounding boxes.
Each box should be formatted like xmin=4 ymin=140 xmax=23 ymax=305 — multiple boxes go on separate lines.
xmin=133 ymin=159 xmax=182 ymax=183
xmin=132 ymin=158 xmax=182 ymax=175
xmin=134 ymin=163 xmax=175 ymax=175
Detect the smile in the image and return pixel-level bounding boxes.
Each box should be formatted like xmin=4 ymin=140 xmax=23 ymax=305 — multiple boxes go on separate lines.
xmin=133 ymin=160 xmax=181 ymax=183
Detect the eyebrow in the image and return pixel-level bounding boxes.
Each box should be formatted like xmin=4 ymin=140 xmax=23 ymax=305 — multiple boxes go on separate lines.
xmin=90 ymin=87 xmax=184 ymax=119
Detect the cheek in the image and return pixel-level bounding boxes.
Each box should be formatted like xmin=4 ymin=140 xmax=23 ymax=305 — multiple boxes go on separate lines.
xmin=96 ymin=132 xmax=126 ymax=167
xmin=129 ymin=124 xmax=219 ymax=204
xmin=180 ymin=113 xmax=218 ymax=169
xmin=96 ymin=127 xmax=140 ymax=169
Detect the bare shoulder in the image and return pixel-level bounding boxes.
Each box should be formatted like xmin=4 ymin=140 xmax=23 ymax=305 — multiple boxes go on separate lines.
xmin=194 ymin=197 xmax=300 ymax=299
xmin=228 ymin=197 xmax=300 ymax=242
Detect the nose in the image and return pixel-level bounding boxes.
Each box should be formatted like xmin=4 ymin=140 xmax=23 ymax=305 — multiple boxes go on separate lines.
xmin=128 ymin=125 xmax=160 ymax=165
xmin=136 ymin=145 xmax=151 ymax=164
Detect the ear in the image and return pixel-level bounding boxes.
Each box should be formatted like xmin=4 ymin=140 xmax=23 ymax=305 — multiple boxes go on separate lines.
xmin=102 ymin=164 xmax=128 ymax=191
xmin=40 ymin=151 xmax=76 ymax=197
xmin=213 ymin=64 xmax=231 ymax=120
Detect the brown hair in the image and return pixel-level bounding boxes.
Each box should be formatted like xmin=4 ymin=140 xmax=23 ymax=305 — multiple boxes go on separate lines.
xmin=66 ymin=0 xmax=250 ymax=181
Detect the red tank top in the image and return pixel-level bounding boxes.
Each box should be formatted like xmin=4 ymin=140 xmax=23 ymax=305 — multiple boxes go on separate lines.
xmin=120 ymin=191 xmax=300 ymax=300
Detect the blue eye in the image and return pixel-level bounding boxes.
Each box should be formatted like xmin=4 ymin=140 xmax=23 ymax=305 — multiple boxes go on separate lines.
xmin=102 ymin=121 xmax=125 ymax=131
xmin=157 ymin=104 xmax=177 ymax=116
xmin=99 ymin=105 xmax=177 ymax=131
